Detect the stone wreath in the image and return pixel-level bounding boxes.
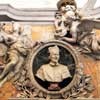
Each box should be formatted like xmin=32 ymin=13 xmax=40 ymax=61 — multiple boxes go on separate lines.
xmin=14 ymin=40 xmax=94 ymax=99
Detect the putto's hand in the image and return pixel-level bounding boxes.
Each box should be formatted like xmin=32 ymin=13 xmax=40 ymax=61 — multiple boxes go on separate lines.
xmin=55 ymin=34 xmax=62 ymax=40
xmin=60 ymin=37 xmax=65 ymax=40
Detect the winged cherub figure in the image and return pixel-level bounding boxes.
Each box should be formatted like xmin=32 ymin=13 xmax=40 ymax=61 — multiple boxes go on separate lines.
xmin=54 ymin=0 xmax=100 ymax=58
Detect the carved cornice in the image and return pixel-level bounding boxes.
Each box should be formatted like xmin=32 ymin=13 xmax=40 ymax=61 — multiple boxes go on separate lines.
xmin=0 ymin=4 xmax=57 ymax=24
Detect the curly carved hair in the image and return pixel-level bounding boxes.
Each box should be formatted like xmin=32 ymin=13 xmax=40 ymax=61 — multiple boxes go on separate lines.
xmin=57 ymin=0 xmax=77 ymax=10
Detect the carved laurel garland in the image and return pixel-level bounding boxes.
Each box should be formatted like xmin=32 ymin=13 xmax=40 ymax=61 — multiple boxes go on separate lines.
xmin=15 ymin=40 xmax=93 ymax=99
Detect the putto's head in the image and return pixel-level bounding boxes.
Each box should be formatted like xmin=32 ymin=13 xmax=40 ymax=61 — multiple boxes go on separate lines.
xmin=57 ymin=0 xmax=77 ymax=20
xmin=57 ymin=0 xmax=77 ymax=10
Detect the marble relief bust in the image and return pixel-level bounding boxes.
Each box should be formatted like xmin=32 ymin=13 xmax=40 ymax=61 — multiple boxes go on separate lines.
xmin=36 ymin=45 xmax=71 ymax=90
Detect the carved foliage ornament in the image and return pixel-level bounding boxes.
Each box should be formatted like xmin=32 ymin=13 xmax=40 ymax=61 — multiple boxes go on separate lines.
xmin=13 ymin=41 xmax=94 ymax=99
xmin=0 ymin=0 xmax=99 ymax=99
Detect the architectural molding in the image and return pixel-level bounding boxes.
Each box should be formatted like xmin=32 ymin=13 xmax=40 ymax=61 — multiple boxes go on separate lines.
xmin=0 ymin=4 xmax=57 ymax=24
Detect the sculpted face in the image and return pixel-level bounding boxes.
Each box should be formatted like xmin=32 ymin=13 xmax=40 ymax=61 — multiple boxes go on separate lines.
xmin=49 ymin=50 xmax=60 ymax=63
xmin=65 ymin=5 xmax=76 ymax=12
xmin=64 ymin=5 xmax=76 ymax=19
xmin=48 ymin=46 xmax=60 ymax=64
xmin=2 ymin=24 xmax=14 ymax=34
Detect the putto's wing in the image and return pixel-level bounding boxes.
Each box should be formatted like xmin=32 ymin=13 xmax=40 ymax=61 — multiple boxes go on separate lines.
xmin=88 ymin=7 xmax=100 ymax=19
xmin=78 ymin=0 xmax=100 ymax=19
xmin=81 ymin=0 xmax=97 ymax=11
xmin=78 ymin=19 xmax=100 ymax=31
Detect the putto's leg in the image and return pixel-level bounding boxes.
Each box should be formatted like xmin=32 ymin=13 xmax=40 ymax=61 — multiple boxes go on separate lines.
xmin=0 ymin=50 xmax=19 ymax=80
xmin=0 ymin=77 xmax=7 ymax=88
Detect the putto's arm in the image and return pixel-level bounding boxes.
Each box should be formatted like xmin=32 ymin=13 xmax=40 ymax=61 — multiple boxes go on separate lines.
xmin=61 ymin=36 xmax=77 ymax=43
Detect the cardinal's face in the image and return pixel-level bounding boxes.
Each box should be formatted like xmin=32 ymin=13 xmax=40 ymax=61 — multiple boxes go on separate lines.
xmin=49 ymin=51 xmax=60 ymax=64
